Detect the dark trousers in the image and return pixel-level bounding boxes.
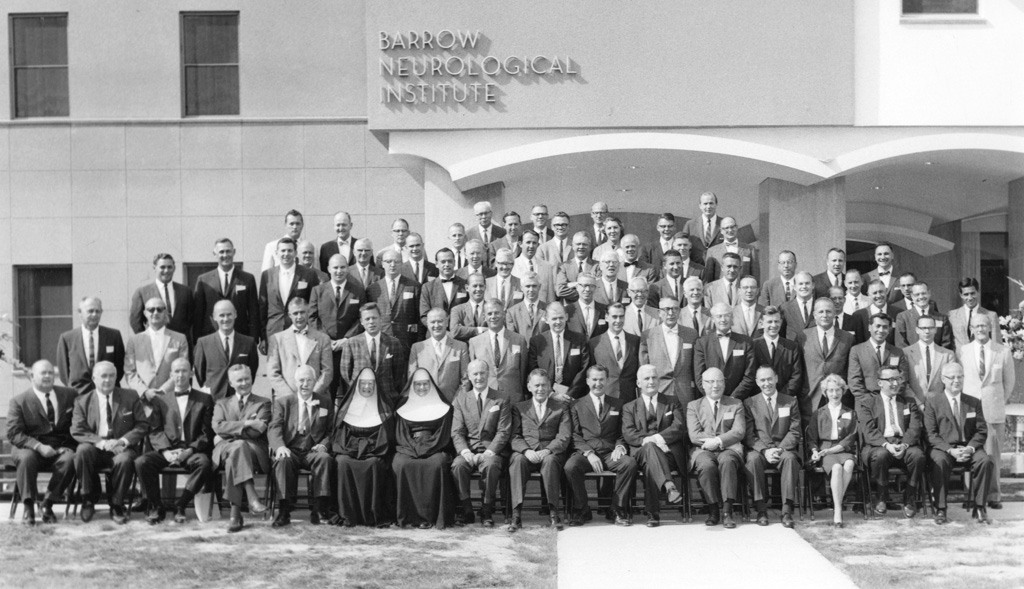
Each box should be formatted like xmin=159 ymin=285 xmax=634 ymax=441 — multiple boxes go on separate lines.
xmin=73 ymin=443 xmax=137 ymax=506
xmin=861 ymin=445 xmax=926 ymax=501
xmin=745 ymin=449 xmax=800 ymax=506
xmin=564 ymin=451 xmax=638 ymax=511
xmin=633 ymin=443 xmax=677 ymax=515
xmin=330 ymin=350 xmax=343 ymax=402
xmin=691 ymin=448 xmax=742 ymax=505
xmin=452 ymin=452 xmax=505 ymax=506
xmin=509 ymin=451 xmax=565 ymax=510
xmin=274 ymin=449 xmax=334 ymax=503
xmin=929 ymin=448 xmax=994 ymax=509
xmin=13 ymin=447 xmax=76 ymax=502
xmin=135 ymin=451 xmax=213 ymax=506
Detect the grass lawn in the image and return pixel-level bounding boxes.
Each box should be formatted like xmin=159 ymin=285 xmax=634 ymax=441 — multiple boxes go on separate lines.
xmin=0 ymin=514 xmax=557 ymax=589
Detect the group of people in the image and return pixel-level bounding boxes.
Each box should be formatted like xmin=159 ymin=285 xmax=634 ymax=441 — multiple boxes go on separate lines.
xmin=6 ymin=192 xmax=1013 ymax=532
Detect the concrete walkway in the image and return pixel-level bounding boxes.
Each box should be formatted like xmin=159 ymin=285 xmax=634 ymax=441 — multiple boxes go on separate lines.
xmin=557 ymin=516 xmax=858 ymax=589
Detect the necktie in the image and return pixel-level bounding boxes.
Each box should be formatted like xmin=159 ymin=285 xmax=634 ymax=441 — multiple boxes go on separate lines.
xmin=558 ymin=239 xmax=565 ymax=262
xmin=238 ymin=397 xmax=245 ymax=414
xmin=474 ymin=303 xmax=482 ymax=326
xmin=529 ymin=259 xmax=535 ymax=273
xmin=646 ymin=398 xmax=657 ymax=429
xmin=483 ymin=228 xmax=489 ymax=244
xmin=672 ymin=279 xmax=679 ymax=299
xmin=223 ymin=272 xmax=230 ymax=296
xmin=770 ymin=341 xmax=776 ymax=360
xmin=713 ymin=400 xmax=719 ymax=428
xmin=457 ymin=251 xmax=463 ymax=268
xmin=692 ymin=311 xmax=700 ymax=333
xmin=578 ymin=261 xmax=584 ymax=274
xmin=614 ymin=335 xmax=623 ymax=361
xmin=636 ymin=307 xmax=643 ymax=331
xmin=967 ymin=308 xmax=974 ymax=341
xmin=87 ymin=329 xmax=96 ymax=367
xmin=493 ymin=333 xmax=501 ymax=368
xmin=768 ymin=396 xmax=777 ymax=425
xmin=163 ymin=282 xmax=173 ymax=316
xmin=876 ymin=344 xmax=884 ymax=365
xmin=821 ymin=333 xmax=829 ymax=357
xmin=979 ymin=344 xmax=986 ymax=379
xmin=726 ymin=282 xmax=733 ymax=306
xmin=224 ymin=335 xmax=231 ymax=361
xmin=105 ymin=395 xmax=113 ymax=435
xmin=536 ymin=403 xmax=545 ymax=422
xmin=529 ymin=303 xmax=536 ymax=320
xmin=887 ymin=397 xmax=899 ymax=435
xmin=299 ymin=401 xmax=310 ymax=434
xmin=499 ymin=279 xmax=506 ymax=305
xmin=953 ymin=397 xmax=963 ymax=440
xmin=45 ymin=393 xmax=56 ymax=425
xmin=361 ymin=266 xmax=368 ymax=287
xmin=925 ymin=345 xmax=932 ymax=378
xmin=598 ymin=396 xmax=604 ymax=416
xmin=802 ymin=301 xmax=809 ymax=325
xmin=583 ymin=306 xmax=591 ymax=335
xmin=369 ymin=337 xmax=378 ymax=369
xmin=606 ymin=281 xmax=614 ymax=303
xmin=389 ymin=280 xmax=397 ymax=304
xmin=784 ymin=280 xmax=792 ymax=302
xmin=704 ymin=220 xmax=711 ymax=246
xmin=477 ymin=393 xmax=483 ymax=416
xmin=853 ymin=296 xmax=859 ymax=310
xmin=414 ymin=261 xmax=420 ymax=282
xmin=336 ymin=285 xmax=343 ymax=306
xmin=434 ymin=339 xmax=444 ymax=362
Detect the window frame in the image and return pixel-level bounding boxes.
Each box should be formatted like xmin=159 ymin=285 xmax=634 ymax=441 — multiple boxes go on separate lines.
xmin=13 ymin=264 xmax=73 ymax=367
xmin=179 ymin=10 xmax=240 ymax=117
xmin=8 ymin=12 xmax=70 ymax=119
xmin=900 ymin=0 xmax=985 ymax=24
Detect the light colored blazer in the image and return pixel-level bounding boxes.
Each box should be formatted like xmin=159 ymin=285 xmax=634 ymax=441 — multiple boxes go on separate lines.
xmin=267 ymin=327 xmax=333 ymax=397
xmin=948 ymin=305 xmax=1003 ymax=351
xmin=903 ymin=342 xmax=956 ymax=403
xmin=703 ymin=278 xmax=740 ymax=309
xmin=687 ymin=396 xmax=746 ymax=460
xmin=485 ymin=275 xmax=523 ymax=312
xmin=731 ymin=304 xmax=763 ymax=337
xmin=407 ymin=335 xmax=469 ymax=402
xmin=124 ymin=328 xmax=188 ymax=394
xmin=959 ymin=340 xmax=1015 ymax=423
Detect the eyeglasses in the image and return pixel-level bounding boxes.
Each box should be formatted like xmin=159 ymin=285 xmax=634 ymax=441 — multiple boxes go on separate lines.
xmin=552 ymin=223 xmax=568 ymax=228
xmin=879 ymin=377 xmax=903 ymax=384
xmin=145 ymin=307 xmax=166 ymax=313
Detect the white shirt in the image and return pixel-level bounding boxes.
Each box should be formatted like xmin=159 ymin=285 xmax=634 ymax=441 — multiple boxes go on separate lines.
xmin=512 ymin=255 xmax=545 ymax=280
xmin=764 ymin=334 xmax=779 ymax=356
xmin=432 ymin=336 xmax=446 ymax=359
xmin=661 ymin=324 xmax=679 ymax=367
xmin=294 ymin=327 xmax=313 ymax=363
xmin=826 ymin=403 xmax=843 ymax=439
xmin=262 ymin=235 xmax=293 ymax=272
xmin=96 ymin=391 xmax=112 ymax=438
xmin=660 ymin=238 xmax=672 ymax=253
xmin=589 ymin=392 xmax=605 ymax=415
xmin=534 ymin=400 xmax=546 ymax=421
xmin=277 ymin=264 xmax=295 ymax=304
xmin=945 ymin=392 xmax=963 ymax=423
xmin=386 ymin=277 xmax=399 ymax=300
xmin=876 ymin=266 xmax=893 ymax=287
xmin=33 ymin=387 xmax=54 ymax=417
xmin=815 ymin=325 xmax=836 ymax=347
xmin=723 ymin=240 xmax=739 ymax=253
xmin=220 ymin=330 xmax=235 ymax=356
xmin=364 ymin=332 xmax=381 ymax=356
xmin=440 ymin=275 xmax=455 ymax=300
xmin=881 ymin=393 xmax=903 ymax=437
xmin=176 ymin=391 xmax=189 ymax=423
xmin=337 ymin=237 xmax=351 ymax=261
xmin=551 ymin=331 xmax=565 ymax=368
xmin=147 ymin=326 xmax=169 ymax=364
xmin=217 ymin=266 xmax=233 ymax=293
xmin=580 ymin=302 xmax=594 ymax=332
xmin=601 ymin=277 xmax=618 ymax=301
xmin=156 ymin=279 xmax=175 ymax=313
xmin=843 ymin=293 xmax=867 ymax=315
xmin=917 ymin=340 xmax=935 ymax=366
xmin=716 ymin=331 xmax=731 ymax=359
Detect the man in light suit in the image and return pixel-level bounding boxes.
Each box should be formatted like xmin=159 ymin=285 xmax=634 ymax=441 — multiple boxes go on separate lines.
xmin=486 ymin=248 xmax=523 ymax=313
xmin=639 ymin=297 xmax=699 ymax=407
xmin=704 ymin=217 xmax=758 ymax=282
xmin=812 ymin=248 xmax=846 ymax=300
xmin=594 ymin=250 xmax=628 ymax=307
xmin=408 ymin=308 xmax=469 ymax=402
xmin=925 ymin=362 xmax=995 ymax=524
xmin=731 ymin=276 xmax=763 ymax=338
xmin=623 ymin=277 xmax=660 ymax=337
xmin=618 ymin=234 xmax=658 ymax=285
xmin=565 ymin=273 xmax=608 ymax=340
xmin=193 ymin=238 xmax=260 ymax=342
xmin=469 ymin=299 xmax=529 ymax=404
xmin=467 ymin=200 xmax=507 ymax=245
xmin=6 ymin=360 xmax=78 ymax=524
xmin=505 ymin=272 xmax=549 ymax=341
xmin=529 ymin=204 xmax=555 ymax=243
xmin=850 ymin=279 xmax=905 ymax=346
xmin=124 ymin=298 xmax=188 ymax=397
xmin=758 ymin=250 xmax=798 ymax=308
xmin=960 ymin=312 xmax=1014 ymax=507
xmin=680 ymin=191 xmax=722 ymax=265
xmin=368 ymin=248 xmax=422 ymax=349
xmin=456 ymin=239 xmax=495 ymax=281
xmin=695 ymin=303 xmax=757 ymax=400
xmin=449 ymin=273 xmax=489 ymax=342
xmin=318 ymin=211 xmax=359 ymax=271
xmin=347 ymin=238 xmax=382 ymax=291
xmin=537 ymin=211 xmax=572 ymax=265
xmin=258 ymin=237 xmax=321 ymax=350
xmin=193 ymin=300 xmax=260 ymax=401
xmin=588 ymin=201 xmax=609 ymax=246
xmin=948 ymin=277 xmax=1003 ymax=351
xmin=451 ymin=360 xmax=511 ymax=527
xmin=487 ymin=211 xmax=523 ymax=266
xmin=564 ymin=365 xmax=638 ymax=526
xmin=842 ymin=270 xmax=872 ymax=315
xmin=687 ymin=367 xmax=745 ymax=528
xmin=309 ymin=253 xmax=366 ymax=400
xmin=555 ymin=232 xmax=599 ymax=303
xmin=904 ymin=315 xmax=956 ymax=403
xmin=298 ymin=240 xmax=330 ymax=283
xmin=588 ymin=303 xmax=640 ymax=402
xmin=261 ymin=209 xmax=304 ymax=272
xmin=864 ymin=243 xmax=903 ymax=305
xmin=419 ymin=248 xmax=469 ymax=325
xmin=799 ymin=298 xmax=855 ymax=414
xmin=640 ymin=213 xmax=678 ymax=271
xmin=269 ymin=365 xmax=335 ymax=527
xmin=339 ymin=303 xmax=407 ymax=401
xmin=831 ymin=285 xmax=858 ymax=335
xmin=780 ymin=271 xmax=816 ymax=341
xmin=528 ymin=302 xmax=592 ymax=400
xmin=71 ymin=361 xmax=148 ymax=524
xmin=213 ymin=365 xmax=271 ymax=533
xmin=56 ymin=297 xmax=125 ymax=394
xmin=743 ymin=366 xmax=801 ymax=528
xmin=679 ymin=276 xmax=713 ymax=338
xmin=513 ymin=230 xmax=558 ymax=303
xmin=507 ymin=368 xmax=571 ymax=531
xmin=128 ymin=253 xmax=194 ymax=344
xmin=401 ymin=233 xmax=438 ymax=286
xmin=703 ymin=252 xmax=743 ymax=309
xmin=449 ymin=223 xmax=469 ymax=269
xmin=752 ymin=306 xmax=804 ymax=399
xmin=848 ymin=313 xmax=910 ymax=404
xmin=267 ymin=298 xmax=333 ymax=398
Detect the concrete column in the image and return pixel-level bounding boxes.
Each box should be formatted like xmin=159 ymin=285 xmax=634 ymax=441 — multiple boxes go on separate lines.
xmin=1009 ymin=177 xmax=1024 ymax=309
xmin=422 ymin=162 xmax=505 ymax=259
xmin=758 ymin=177 xmax=846 ymax=281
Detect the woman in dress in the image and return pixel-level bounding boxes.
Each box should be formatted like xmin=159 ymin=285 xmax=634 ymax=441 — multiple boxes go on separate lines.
xmin=392 ymin=368 xmax=455 ymax=529
xmin=332 ymin=367 xmax=395 ymax=527
xmin=807 ymin=373 xmax=858 ymax=527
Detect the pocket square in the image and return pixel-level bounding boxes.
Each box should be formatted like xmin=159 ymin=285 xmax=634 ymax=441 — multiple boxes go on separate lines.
xmin=488 ymin=405 xmax=500 ymax=413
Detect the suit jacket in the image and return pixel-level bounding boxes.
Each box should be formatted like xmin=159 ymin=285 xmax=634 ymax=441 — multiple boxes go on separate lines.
xmin=419 ymin=275 xmax=469 ymax=326
xmin=129 ymin=281 xmax=194 ymax=342
xmin=703 ymin=278 xmax=741 ymax=309
xmin=339 ymin=333 xmax=407 ymax=399
xmin=346 ymin=263 xmax=384 ymax=292
xmin=811 ymin=271 xmax=847 ymax=301
xmin=7 ymin=386 xmax=78 ymax=451
xmin=485 ymin=275 xmax=524 ymax=312
xmin=408 ymin=336 xmax=469 ymax=402
xmin=924 ymin=393 xmax=987 ymax=452
xmin=647 ymin=276 xmax=688 ymax=307
xmin=621 ymin=394 xmax=687 ymax=457
xmin=367 ymin=276 xmax=422 ymax=348
xmin=318 ymin=235 xmax=359 ymax=271
xmin=805 ymin=404 xmax=857 ymax=453
xmin=449 ymin=299 xmax=489 ymax=342
xmin=268 ymin=392 xmax=333 ymax=454
xmin=694 ymin=332 xmax=757 ymax=400
xmin=641 ymin=253 xmax=706 ymax=284
xmin=505 ymin=300 xmax=549 ymax=340
xmin=528 ymin=330 xmax=592 ymax=399
xmin=468 ymin=329 xmax=529 ymax=404
xmin=687 ymin=396 xmax=746 ymax=458
xmin=680 ymin=215 xmax=723 ymax=265
xmin=959 ymin=340 xmax=1015 ymax=423
xmin=639 ymin=325 xmax=699 ymax=406
xmin=850 ymin=304 xmax=904 ymax=346
xmin=705 ymin=242 xmax=758 ymax=282
xmin=193 ymin=331 xmax=260 ymax=400
xmin=678 ymin=305 xmax=713 ymax=337
xmin=857 ymin=393 xmax=922 ymax=448
xmin=743 ymin=393 xmax=801 ymax=452
xmin=893 ymin=307 xmax=950 ymax=349
xmin=510 ymin=398 xmax=571 ymax=454
xmin=308 ymin=280 xmax=365 ymax=340
xmin=212 ymin=393 xmax=271 ymax=472
xmin=570 ymin=394 xmax=626 ymax=454
xmin=512 ymin=256 xmax=558 ymax=303
xmin=798 ymin=327 xmax=855 ymax=413
xmin=456 ymin=265 xmax=496 ymax=281
xmin=618 ymin=259 xmax=659 ymax=286
xmin=144 ymin=388 xmax=214 ymax=453
xmin=124 ymin=328 xmax=188 ymax=394
xmin=487 ymin=237 xmax=523 ymax=267
xmin=758 ymin=276 xmax=794 ymax=308
xmin=452 ymin=388 xmax=512 ymax=455
xmin=903 ymin=342 xmax=956 ymax=403
xmin=258 ymin=265 xmax=321 ymax=341
xmin=623 ymin=304 xmax=661 ymax=337
xmin=193 ymin=267 xmax=260 ymax=341
xmin=267 ymin=327 xmax=333 ymax=397
xmin=847 ymin=341 xmax=909 ymax=402
xmin=537 ymin=236 xmax=573 ymax=265
xmin=467 ymin=224 xmax=507 ymax=245
xmin=555 ymin=258 xmax=600 ymax=302
xmin=731 ymin=304 xmax=764 ymax=339
xmin=401 ymin=259 xmax=439 ymax=285
xmin=565 ymin=301 xmax=608 ymax=339
xmin=588 ymin=331 xmax=641 ymax=402
xmin=948 ymin=305 xmax=1003 ymax=351
xmin=752 ymin=337 xmax=805 ymax=399
xmin=864 ymin=269 xmax=903 ymax=305
xmin=780 ymin=298 xmax=816 ymax=341
xmin=56 ymin=326 xmax=126 ymax=394
xmin=71 ymin=388 xmax=148 ymax=447
xmin=593 ymin=277 xmax=629 ymax=307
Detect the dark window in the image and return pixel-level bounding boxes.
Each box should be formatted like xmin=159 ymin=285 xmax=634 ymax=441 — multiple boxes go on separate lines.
xmin=979 ymin=232 xmax=1008 ymax=316
xmin=183 ymin=262 xmax=243 ymax=291
xmin=15 ymin=266 xmax=73 ymax=365
xmin=10 ymin=13 xmax=69 ymax=118
xmin=902 ymin=0 xmax=978 ymax=14
xmin=181 ymin=12 xmax=239 ymax=116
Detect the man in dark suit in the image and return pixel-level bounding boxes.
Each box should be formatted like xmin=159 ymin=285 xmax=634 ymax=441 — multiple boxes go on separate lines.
xmin=619 ymin=234 xmax=658 ymax=286
xmin=588 ymin=303 xmax=640 ymax=401
xmin=487 ymin=211 xmax=524 ymax=267
xmin=193 ymin=238 xmax=260 ymax=342
xmin=623 ymin=277 xmax=661 ymax=337
xmin=268 ymin=365 xmax=335 ymax=527
xmin=680 ymin=191 xmax=723 ymax=265
xmin=348 ymin=238 xmax=382 ymax=291
xmin=640 ymin=213 xmax=678 ymax=271
xmin=267 ymin=298 xmax=333 ymax=398
xmin=529 ymin=204 xmax=555 ymax=242
xmin=309 ymin=253 xmax=366 ymax=400
xmin=505 ymin=272 xmax=549 ymax=340
xmin=812 ymin=247 xmax=846 ymax=300
xmin=456 ymin=239 xmax=495 ymax=281
xmin=554 ymin=232 xmax=598 ymax=303
xmin=687 ymin=367 xmax=746 ymax=528
xmin=419 ymin=248 xmax=469 ymax=327
xmin=467 ymin=200 xmax=507 ymax=245
xmin=258 ymin=237 xmax=321 ymax=350
xmin=850 ymin=279 xmax=905 ymax=345
xmin=367 ymin=248 xmax=421 ymax=349
xmin=408 ymin=308 xmax=469 ymax=401
xmin=704 ymin=217 xmax=758 ymax=282
xmin=449 ymin=273 xmax=489 ymax=342
xmin=673 ymin=235 xmax=717 ymax=283
xmin=71 ymin=361 xmax=149 ymax=524
xmin=134 ymin=358 xmax=214 ymax=524
xmin=864 ymin=243 xmax=903 ymax=305
xmin=565 ymin=273 xmax=608 ymax=340
xmin=528 ymin=302 xmax=592 ymax=400
xmin=925 ymin=362 xmax=995 ymax=525
xmin=752 ymin=306 xmax=804 ymax=399
xmin=830 ymin=285 xmax=858 ymax=335
xmin=56 ymin=296 xmax=125 ymax=394
xmin=848 ymin=313 xmax=910 ymax=404
xmin=564 ymin=365 xmax=638 ymax=526
xmin=780 ymin=272 xmax=816 ymax=340
xmin=129 ymin=253 xmax=194 ymax=343
xmin=318 ymin=211 xmax=359 ymax=271
xmin=451 ymin=359 xmax=511 ymax=527
xmin=469 ymin=299 xmax=530 ymax=404
xmin=743 ymin=366 xmax=802 ymax=528
xmin=894 ymin=282 xmax=952 ymax=349
xmin=401 ymin=232 xmax=438 ymax=285
xmin=758 ymin=250 xmax=798 ymax=308
xmin=6 ymin=360 xmax=78 ymax=524
xmin=695 ymin=303 xmax=757 ymax=400
xmin=621 ymin=364 xmax=686 ymax=527
xmin=800 ymin=298 xmax=856 ymax=414
xmin=339 ymin=303 xmax=407 ymax=400
xmin=648 ymin=249 xmax=691 ymax=307
xmin=193 ymin=300 xmax=260 ymax=401
xmin=507 ymin=369 xmax=572 ymax=531
xmin=587 ymin=201 xmax=609 ymax=247
xmin=298 ymin=240 xmax=330 ymax=283
xmin=639 ymin=296 xmax=699 ymax=407
xmin=857 ymin=365 xmax=927 ymax=518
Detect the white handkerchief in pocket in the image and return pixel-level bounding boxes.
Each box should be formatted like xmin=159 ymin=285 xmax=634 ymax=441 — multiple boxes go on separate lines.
xmin=488 ymin=405 xmax=500 ymax=413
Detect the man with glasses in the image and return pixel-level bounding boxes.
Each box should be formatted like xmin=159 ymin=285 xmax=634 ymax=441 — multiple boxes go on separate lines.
xmin=125 ymin=297 xmax=188 ymax=397
xmin=687 ymin=367 xmax=745 ymax=528
xmin=639 ymin=297 xmax=699 ymax=407
xmin=589 ymin=202 xmax=609 ymax=246
xmin=467 ymin=201 xmax=506 ymax=245
xmin=486 ymin=248 xmax=522 ymax=313
xmin=758 ymin=250 xmax=798 ymax=308
xmin=904 ymin=315 xmax=956 ymax=404
xmin=623 ymin=278 xmax=661 ymax=337
xmin=375 ymin=218 xmax=410 ymax=266
xmin=530 ymin=204 xmax=554 ymax=242
xmin=368 ymin=248 xmax=422 ymax=349
xmin=640 ymin=213 xmax=677 ymax=271
xmin=538 ymin=211 xmax=573 ymax=265
xmin=705 ymin=216 xmax=758 ymax=282
xmin=848 ymin=313 xmax=909 ymax=405
xmin=595 ymin=250 xmax=628 ymax=307
xmin=555 ymin=232 xmax=599 ymax=303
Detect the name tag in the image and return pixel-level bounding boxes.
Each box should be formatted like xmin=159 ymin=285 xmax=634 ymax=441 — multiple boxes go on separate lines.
xmin=318 ymin=408 xmax=328 ymax=417
xmin=105 ymin=345 xmax=115 ymax=353
xmin=723 ymin=406 xmax=736 ymax=416
xmin=966 ymin=411 xmax=977 ymax=419
xmin=888 ymin=356 xmax=899 ymax=366
xmin=683 ymin=343 xmax=693 ymax=350
xmin=778 ymin=406 xmax=790 ymax=418
xmin=513 ymin=291 xmax=523 ymax=300
xmin=511 ymin=345 xmax=521 ymax=355
xmin=598 ymin=319 xmax=607 ymax=325
xmin=239 ymin=353 xmax=248 ymax=358
xmin=903 ymin=408 xmax=911 ymax=415
xmin=456 ymin=292 xmax=468 ymax=300
xmin=742 ymin=256 xmax=751 ymax=262
xmin=732 ymin=349 xmax=744 ymax=357
xmin=403 ymin=291 xmax=414 ymax=299
xmin=842 ymin=412 xmax=852 ymax=420
xmin=385 ymin=353 xmax=393 ymax=359
xmin=935 ymin=319 xmax=943 ymax=327
xmin=609 ymin=410 xmax=620 ymax=416
xmin=488 ymin=405 xmax=500 ymax=413
xmin=297 ymin=281 xmax=308 ymax=289
xmin=407 ymin=325 xmax=418 ymax=332
xmin=236 ymin=285 xmax=246 ymax=292
xmin=570 ymin=348 xmax=580 ymax=356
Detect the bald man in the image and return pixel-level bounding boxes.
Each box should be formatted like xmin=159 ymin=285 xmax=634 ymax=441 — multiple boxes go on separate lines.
xmin=467 ymin=200 xmax=506 ymax=245
xmin=298 ymin=240 xmax=330 ymax=283
xmin=56 ymin=296 xmax=126 ymax=394
xmin=347 ymin=238 xmax=382 ymax=290
xmin=319 ymin=211 xmax=359 ymax=271
xmin=367 ymin=248 xmax=422 ymax=349
xmin=528 ymin=302 xmax=592 ymax=400
xmin=193 ymin=300 xmax=260 ymax=400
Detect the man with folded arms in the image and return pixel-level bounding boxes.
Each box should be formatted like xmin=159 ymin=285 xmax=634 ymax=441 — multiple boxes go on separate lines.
xmin=687 ymin=367 xmax=745 ymax=529
xmin=743 ymin=366 xmax=801 ymax=528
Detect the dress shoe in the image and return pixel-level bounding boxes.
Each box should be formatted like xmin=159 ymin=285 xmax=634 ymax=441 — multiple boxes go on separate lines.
xmin=538 ymin=505 xmax=550 ymax=516
xmin=41 ymin=504 xmax=57 ymax=524
xmin=23 ymin=502 xmax=36 ymax=526
xmin=614 ymin=512 xmax=632 ymax=527
xmin=646 ymin=514 xmax=660 ymax=528
xmin=173 ymin=508 xmax=188 ymax=524
xmin=272 ymin=511 xmax=291 ymax=528
xmin=550 ymin=513 xmax=564 ymax=530
xmin=417 ymin=521 xmax=433 ymax=529
xmin=722 ymin=511 xmax=737 ymax=529
xmin=310 ymin=510 xmax=321 ymax=525
xmin=756 ymin=511 xmax=769 ymax=526
xmin=666 ymin=485 xmax=683 ymax=505
xmin=146 ymin=507 xmax=166 ymax=525
xmin=567 ymin=511 xmax=585 ymax=527
xmin=988 ymin=501 xmax=1003 ymax=510
xmin=112 ymin=506 xmax=130 ymax=525
xmin=781 ymin=512 xmax=795 ymax=529
xmin=902 ymin=504 xmax=917 ymax=519
xmin=873 ymin=501 xmax=887 ymax=516
xmin=972 ymin=507 xmax=990 ymax=524
xmin=227 ymin=506 xmax=244 ymax=533
xmin=480 ymin=507 xmax=495 ymax=528
xmin=934 ymin=508 xmax=947 ymax=525
xmin=130 ymin=498 xmax=149 ymax=513
xmin=507 ymin=515 xmax=522 ymax=532
xmin=604 ymin=508 xmax=616 ymax=522
xmin=453 ymin=513 xmax=467 ymax=527
xmin=705 ymin=506 xmax=721 ymax=527
xmin=80 ymin=501 xmax=96 ymax=523
xmin=248 ymin=500 xmax=268 ymax=515
xmin=580 ymin=506 xmax=593 ymax=522
xmin=835 ymin=522 xmax=845 ymax=529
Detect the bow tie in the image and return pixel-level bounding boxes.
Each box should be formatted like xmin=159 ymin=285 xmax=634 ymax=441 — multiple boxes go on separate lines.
xmin=293 ymin=327 xmax=308 ymax=336
xmin=623 ymin=262 xmax=636 ymax=267
xmin=440 ymin=278 xmax=454 ymax=283
xmin=175 ymin=391 xmax=190 ymax=397
xmin=717 ymin=332 xmax=731 ymax=339
xmin=877 ymin=271 xmax=890 ymax=277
